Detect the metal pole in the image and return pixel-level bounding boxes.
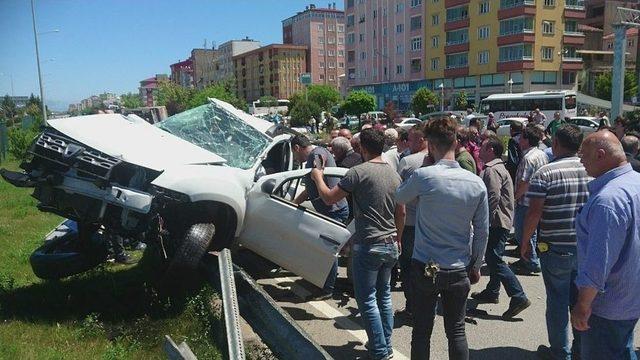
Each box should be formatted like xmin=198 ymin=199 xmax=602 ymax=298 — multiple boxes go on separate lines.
xmin=611 ymin=24 xmax=627 ymax=120
xmin=10 ymin=75 xmax=14 ymax=97
xmin=218 ymin=249 xmax=245 ymax=360
xmin=30 ymin=0 xmax=47 ymax=125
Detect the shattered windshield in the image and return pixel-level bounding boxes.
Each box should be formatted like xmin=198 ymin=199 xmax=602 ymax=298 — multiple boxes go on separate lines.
xmin=157 ymin=102 xmax=271 ymax=169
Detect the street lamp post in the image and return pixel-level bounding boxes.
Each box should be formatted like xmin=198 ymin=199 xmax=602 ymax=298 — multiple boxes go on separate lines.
xmin=438 ymin=82 xmax=444 ymax=112
xmin=30 ymin=0 xmax=47 ymax=125
xmin=508 ymin=78 xmax=514 ymax=93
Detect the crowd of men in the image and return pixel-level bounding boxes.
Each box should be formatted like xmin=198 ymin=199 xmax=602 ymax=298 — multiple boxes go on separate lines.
xmin=289 ymin=112 xmax=640 ymax=360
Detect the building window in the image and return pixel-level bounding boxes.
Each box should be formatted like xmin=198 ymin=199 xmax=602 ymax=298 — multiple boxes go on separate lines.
xmin=411 ymin=58 xmax=422 ymax=73
xmin=318 ymin=24 xmax=324 ymax=32
xmin=329 ymin=61 xmax=336 ymax=68
xmin=541 ymin=47 xmax=553 ymax=61
xmin=329 ymin=74 xmax=335 ymax=81
xmin=338 ymin=50 xmax=345 ymax=57
xmin=328 ymin=24 xmax=336 ymax=31
xmin=499 ymin=17 xmax=534 ymax=36
xmin=411 ymin=0 xmax=422 ymax=6
xmin=478 ymin=50 xmax=489 ymax=64
xmin=319 ymin=36 xmax=325 ymax=44
xmin=338 ymin=37 xmax=344 ymax=44
xmin=446 ymin=52 xmax=469 ymax=69
xmin=347 ymin=14 xmax=355 ymax=27
xmin=478 ymin=26 xmax=490 ymax=39
xmin=431 ymin=57 xmax=440 ymax=70
xmin=347 ymin=33 xmax=355 ymax=44
xmin=411 ymin=37 xmax=423 ymax=51
xmin=410 ymin=16 xmax=422 ymax=31
xmin=542 ymin=21 xmax=555 ymax=35
xmin=319 ymin=49 xmax=325 ymax=56
xmin=320 ymin=74 xmax=325 ymax=80
xmin=565 ymin=20 xmax=579 ymax=33
xmin=396 ymin=65 xmax=403 ymax=74
xmin=348 ymin=68 xmax=356 ymax=79
xmin=360 ymin=51 xmax=367 ymax=59
xmin=396 ymin=24 xmax=404 ymax=33
xmin=446 ymin=6 xmax=469 ymax=22
xmin=532 ymin=71 xmax=557 ymax=84
xmin=346 ymin=0 xmax=354 ymax=8
xmin=498 ymin=44 xmax=533 ymax=62
xmin=359 ymin=33 xmax=365 ymax=42
xmin=328 ymin=37 xmax=336 ymax=44
xmin=446 ymin=28 xmax=468 ymax=45
xmin=338 ymin=62 xmax=345 ymax=68
xmin=432 ymin=36 xmax=439 ymax=48
xmin=337 ymin=25 xmax=345 ymax=32
xmin=328 ymin=50 xmax=335 ymax=56
xmin=320 ymin=62 xmax=325 ymax=68
xmin=432 ymin=14 xmax=439 ymax=26
xmin=543 ymin=0 xmax=555 ymax=6
xmin=396 ymin=44 xmax=404 ymax=54
xmin=383 ymin=27 xmax=388 ymax=36
xmin=347 ymin=50 xmax=355 ymax=62
xmin=479 ymin=1 xmax=490 ymax=14
xmin=396 ymin=2 xmax=405 ymax=12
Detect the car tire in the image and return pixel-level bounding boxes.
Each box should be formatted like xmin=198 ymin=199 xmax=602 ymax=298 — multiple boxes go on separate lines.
xmin=29 ymin=231 xmax=108 ymax=280
xmin=165 ymin=223 xmax=215 ymax=276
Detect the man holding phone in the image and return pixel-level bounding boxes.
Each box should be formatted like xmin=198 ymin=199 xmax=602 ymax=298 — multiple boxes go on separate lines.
xmin=291 ymin=135 xmax=349 ymax=297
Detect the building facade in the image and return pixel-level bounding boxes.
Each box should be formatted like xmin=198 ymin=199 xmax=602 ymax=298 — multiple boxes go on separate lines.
xmin=191 ymin=49 xmax=219 ymax=89
xmin=584 ymin=0 xmax=639 ymax=35
xmin=170 ymin=58 xmax=194 ymax=88
xmin=345 ymin=0 xmax=586 ymax=110
xmin=139 ymin=74 xmax=168 ymax=107
xmin=212 ymin=38 xmax=262 ymax=84
xmin=234 ymin=44 xmax=308 ymax=103
xmin=282 ymin=4 xmax=346 ymax=89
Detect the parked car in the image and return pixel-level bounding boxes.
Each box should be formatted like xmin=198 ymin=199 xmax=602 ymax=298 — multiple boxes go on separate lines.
xmin=567 ymin=116 xmax=599 ymax=134
xmin=495 ymin=117 xmax=528 ymax=137
xmin=419 ymin=111 xmax=462 ymax=123
xmin=365 ymin=111 xmax=387 ymax=122
xmin=395 ymin=117 xmax=422 ymax=130
xmin=0 ymin=99 xmax=352 ymax=289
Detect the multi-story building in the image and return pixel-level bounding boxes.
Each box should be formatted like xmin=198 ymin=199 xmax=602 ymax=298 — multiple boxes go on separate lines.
xmin=191 ymin=48 xmax=219 ymax=89
xmin=584 ymin=0 xmax=639 ymax=35
xmin=282 ymin=3 xmax=346 ymax=89
xmin=345 ymin=0 xmax=425 ymax=109
xmin=170 ymin=58 xmax=194 ymax=88
xmin=139 ymin=74 xmax=168 ymax=107
xmin=233 ymin=44 xmax=308 ymax=103
xmin=212 ymin=38 xmax=262 ymax=84
xmin=345 ymin=0 xmax=586 ymax=110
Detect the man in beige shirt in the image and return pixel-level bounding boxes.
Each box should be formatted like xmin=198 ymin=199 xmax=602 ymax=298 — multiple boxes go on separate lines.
xmin=471 ymin=136 xmax=531 ymax=319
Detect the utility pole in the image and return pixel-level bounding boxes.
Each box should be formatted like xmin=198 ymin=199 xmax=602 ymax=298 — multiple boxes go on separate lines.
xmin=30 ymin=0 xmax=47 ymax=125
xmin=611 ymin=7 xmax=640 ymax=119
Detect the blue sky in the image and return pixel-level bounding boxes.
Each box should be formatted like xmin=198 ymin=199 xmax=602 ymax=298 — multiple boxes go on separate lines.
xmin=0 ymin=0 xmax=333 ymax=110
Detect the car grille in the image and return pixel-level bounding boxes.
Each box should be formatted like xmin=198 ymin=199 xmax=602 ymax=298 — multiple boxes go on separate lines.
xmin=32 ymin=131 xmax=122 ymax=180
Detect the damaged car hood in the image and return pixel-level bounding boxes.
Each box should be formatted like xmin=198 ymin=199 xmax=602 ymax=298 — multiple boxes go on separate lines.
xmin=48 ymin=114 xmax=227 ymax=172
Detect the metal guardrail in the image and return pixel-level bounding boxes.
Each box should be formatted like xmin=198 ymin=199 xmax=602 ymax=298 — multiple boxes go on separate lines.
xmin=218 ymin=249 xmax=245 ymax=360
xmin=203 ymin=254 xmax=332 ymax=360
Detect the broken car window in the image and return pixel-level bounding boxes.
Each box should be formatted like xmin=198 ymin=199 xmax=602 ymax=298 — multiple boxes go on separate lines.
xmin=157 ymin=102 xmax=271 ymax=169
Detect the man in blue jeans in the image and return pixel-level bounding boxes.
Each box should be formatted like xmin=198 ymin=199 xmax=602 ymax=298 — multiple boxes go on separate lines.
xmin=312 ymin=128 xmax=404 ymax=360
xmin=572 ymin=130 xmax=640 ymax=360
xmin=521 ymin=124 xmax=591 ymax=360
xmin=396 ymin=117 xmax=489 ymax=360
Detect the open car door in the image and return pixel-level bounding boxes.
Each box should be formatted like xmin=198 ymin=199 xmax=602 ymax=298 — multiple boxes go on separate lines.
xmin=239 ymin=167 xmax=351 ymax=288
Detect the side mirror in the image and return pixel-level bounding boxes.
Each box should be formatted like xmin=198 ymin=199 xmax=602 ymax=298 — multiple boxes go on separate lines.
xmin=261 ymin=178 xmax=276 ymax=194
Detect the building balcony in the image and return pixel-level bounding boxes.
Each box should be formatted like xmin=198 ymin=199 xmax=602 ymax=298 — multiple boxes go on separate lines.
xmin=565 ymin=0 xmax=585 ymax=11
xmin=564 ymin=7 xmax=586 ymax=19
xmin=497 ymin=32 xmax=535 ymax=46
xmin=444 ymin=65 xmax=469 ymax=77
xmin=562 ymin=57 xmax=583 ymax=70
xmin=563 ymin=33 xmax=585 ymax=45
xmin=445 ymin=0 xmax=470 ymax=7
xmin=497 ymin=59 xmax=534 ymax=72
xmin=445 ymin=18 xmax=470 ymax=31
xmin=498 ymin=2 xmax=536 ymax=20
xmin=444 ymin=42 xmax=470 ymax=54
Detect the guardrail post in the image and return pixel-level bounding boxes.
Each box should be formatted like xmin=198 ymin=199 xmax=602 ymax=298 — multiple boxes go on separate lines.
xmin=218 ymin=249 xmax=245 ymax=360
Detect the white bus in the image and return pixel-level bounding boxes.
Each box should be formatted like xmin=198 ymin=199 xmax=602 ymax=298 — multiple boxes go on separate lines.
xmin=249 ymin=99 xmax=290 ymax=115
xmin=480 ymin=91 xmax=577 ymax=127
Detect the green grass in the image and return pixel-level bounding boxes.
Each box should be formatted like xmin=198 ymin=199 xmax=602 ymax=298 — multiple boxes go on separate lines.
xmin=0 ymin=157 xmax=223 ymax=359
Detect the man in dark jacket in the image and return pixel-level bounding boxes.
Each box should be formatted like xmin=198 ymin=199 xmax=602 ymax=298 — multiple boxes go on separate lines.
xmin=506 ymin=121 xmax=523 ymax=184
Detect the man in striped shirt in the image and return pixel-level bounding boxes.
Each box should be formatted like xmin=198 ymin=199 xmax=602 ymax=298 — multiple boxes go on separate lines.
xmin=520 ymin=124 xmax=591 ymax=360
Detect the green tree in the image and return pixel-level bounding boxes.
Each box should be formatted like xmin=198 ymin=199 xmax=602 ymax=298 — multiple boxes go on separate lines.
xmin=454 ymin=91 xmax=468 ymax=111
xmin=289 ymin=99 xmax=322 ymax=127
xmin=26 ymin=93 xmax=41 ymax=108
xmin=258 ymin=96 xmax=278 ymax=114
xmin=188 ymin=83 xmax=244 ymax=110
xmin=595 ymin=71 xmax=639 ymax=101
xmin=307 ymin=85 xmax=341 ymax=112
xmin=411 ymin=87 xmax=439 ymax=115
xmin=341 ymin=91 xmax=376 ymax=116
xmin=156 ymin=81 xmax=195 ymax=115
xmin=1 ymin=95 xmax=17 ymax=120
xmin=120 ymin=92 xmax=143 ymax=109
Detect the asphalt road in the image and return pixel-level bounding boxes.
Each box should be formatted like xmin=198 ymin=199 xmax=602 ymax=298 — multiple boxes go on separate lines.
xmin=234 ymin=247 xmax=640 ymax=360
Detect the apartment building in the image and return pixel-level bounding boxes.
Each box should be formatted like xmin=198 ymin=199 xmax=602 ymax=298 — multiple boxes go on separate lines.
xmin=191 ymin=48 xmax=219 ymax=89
xmin=233 ymin=44 xmax=308 ymax=103
xmin=212 ymin=38 xmax=262 ymax=83
xmin=584 ymin=0 xmax=639 ymax=35
xmin=282 ymin=4 xmax=346 ymax=89
xmin=345 ymin=0 xmax=425 ymax=109
xmin=170 ymin=58 xmax=194 ymax=88
xmin=345 ymin=0 xmax=586 ymax=110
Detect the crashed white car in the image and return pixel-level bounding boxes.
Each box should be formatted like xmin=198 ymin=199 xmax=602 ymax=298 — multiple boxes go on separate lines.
xmin=1 ymin=99 xmax=351 ymax=288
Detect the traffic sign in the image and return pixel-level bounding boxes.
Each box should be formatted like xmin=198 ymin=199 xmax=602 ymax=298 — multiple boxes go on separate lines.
xmin=300 ymin=73 xmax=312 ymax=85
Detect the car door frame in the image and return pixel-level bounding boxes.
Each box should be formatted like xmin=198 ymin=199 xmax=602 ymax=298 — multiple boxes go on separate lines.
xmin=238 ymin=167 xmax=351 ymax=288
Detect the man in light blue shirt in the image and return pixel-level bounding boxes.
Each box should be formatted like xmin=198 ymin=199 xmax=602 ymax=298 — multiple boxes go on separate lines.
xmin=396 ymin=117 xmax=489 ymax=360
xmin=572 ymin=130 xmax=640 ymax=360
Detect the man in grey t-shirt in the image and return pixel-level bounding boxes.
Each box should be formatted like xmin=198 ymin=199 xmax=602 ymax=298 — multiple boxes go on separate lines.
xmin=311 ymin=128 xmax=404 ymax=360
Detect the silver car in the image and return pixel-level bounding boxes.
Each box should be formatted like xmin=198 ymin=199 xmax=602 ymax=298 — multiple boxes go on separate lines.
xmin=567 ymin=117 xmax=599 ymax=134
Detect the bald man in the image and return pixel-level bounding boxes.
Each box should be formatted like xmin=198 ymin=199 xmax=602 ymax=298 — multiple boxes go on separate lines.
xmin=572 ymin=130 xmax=640 ymax=360
xmin=338 ymin=128 xmax=352 ymax=140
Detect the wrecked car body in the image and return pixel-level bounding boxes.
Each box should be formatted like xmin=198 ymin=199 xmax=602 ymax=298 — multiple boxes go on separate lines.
xmin=1 ymin=99 xmax=352 ymax=288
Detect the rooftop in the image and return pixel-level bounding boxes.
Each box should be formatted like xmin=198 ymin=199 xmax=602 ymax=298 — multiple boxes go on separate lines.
xmin=232 ymin=44 xmax=308 ymax=59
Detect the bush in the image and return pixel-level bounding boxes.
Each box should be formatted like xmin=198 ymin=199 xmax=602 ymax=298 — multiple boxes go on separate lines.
xmin=8 ymin=127 xmax=38 ymax=161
